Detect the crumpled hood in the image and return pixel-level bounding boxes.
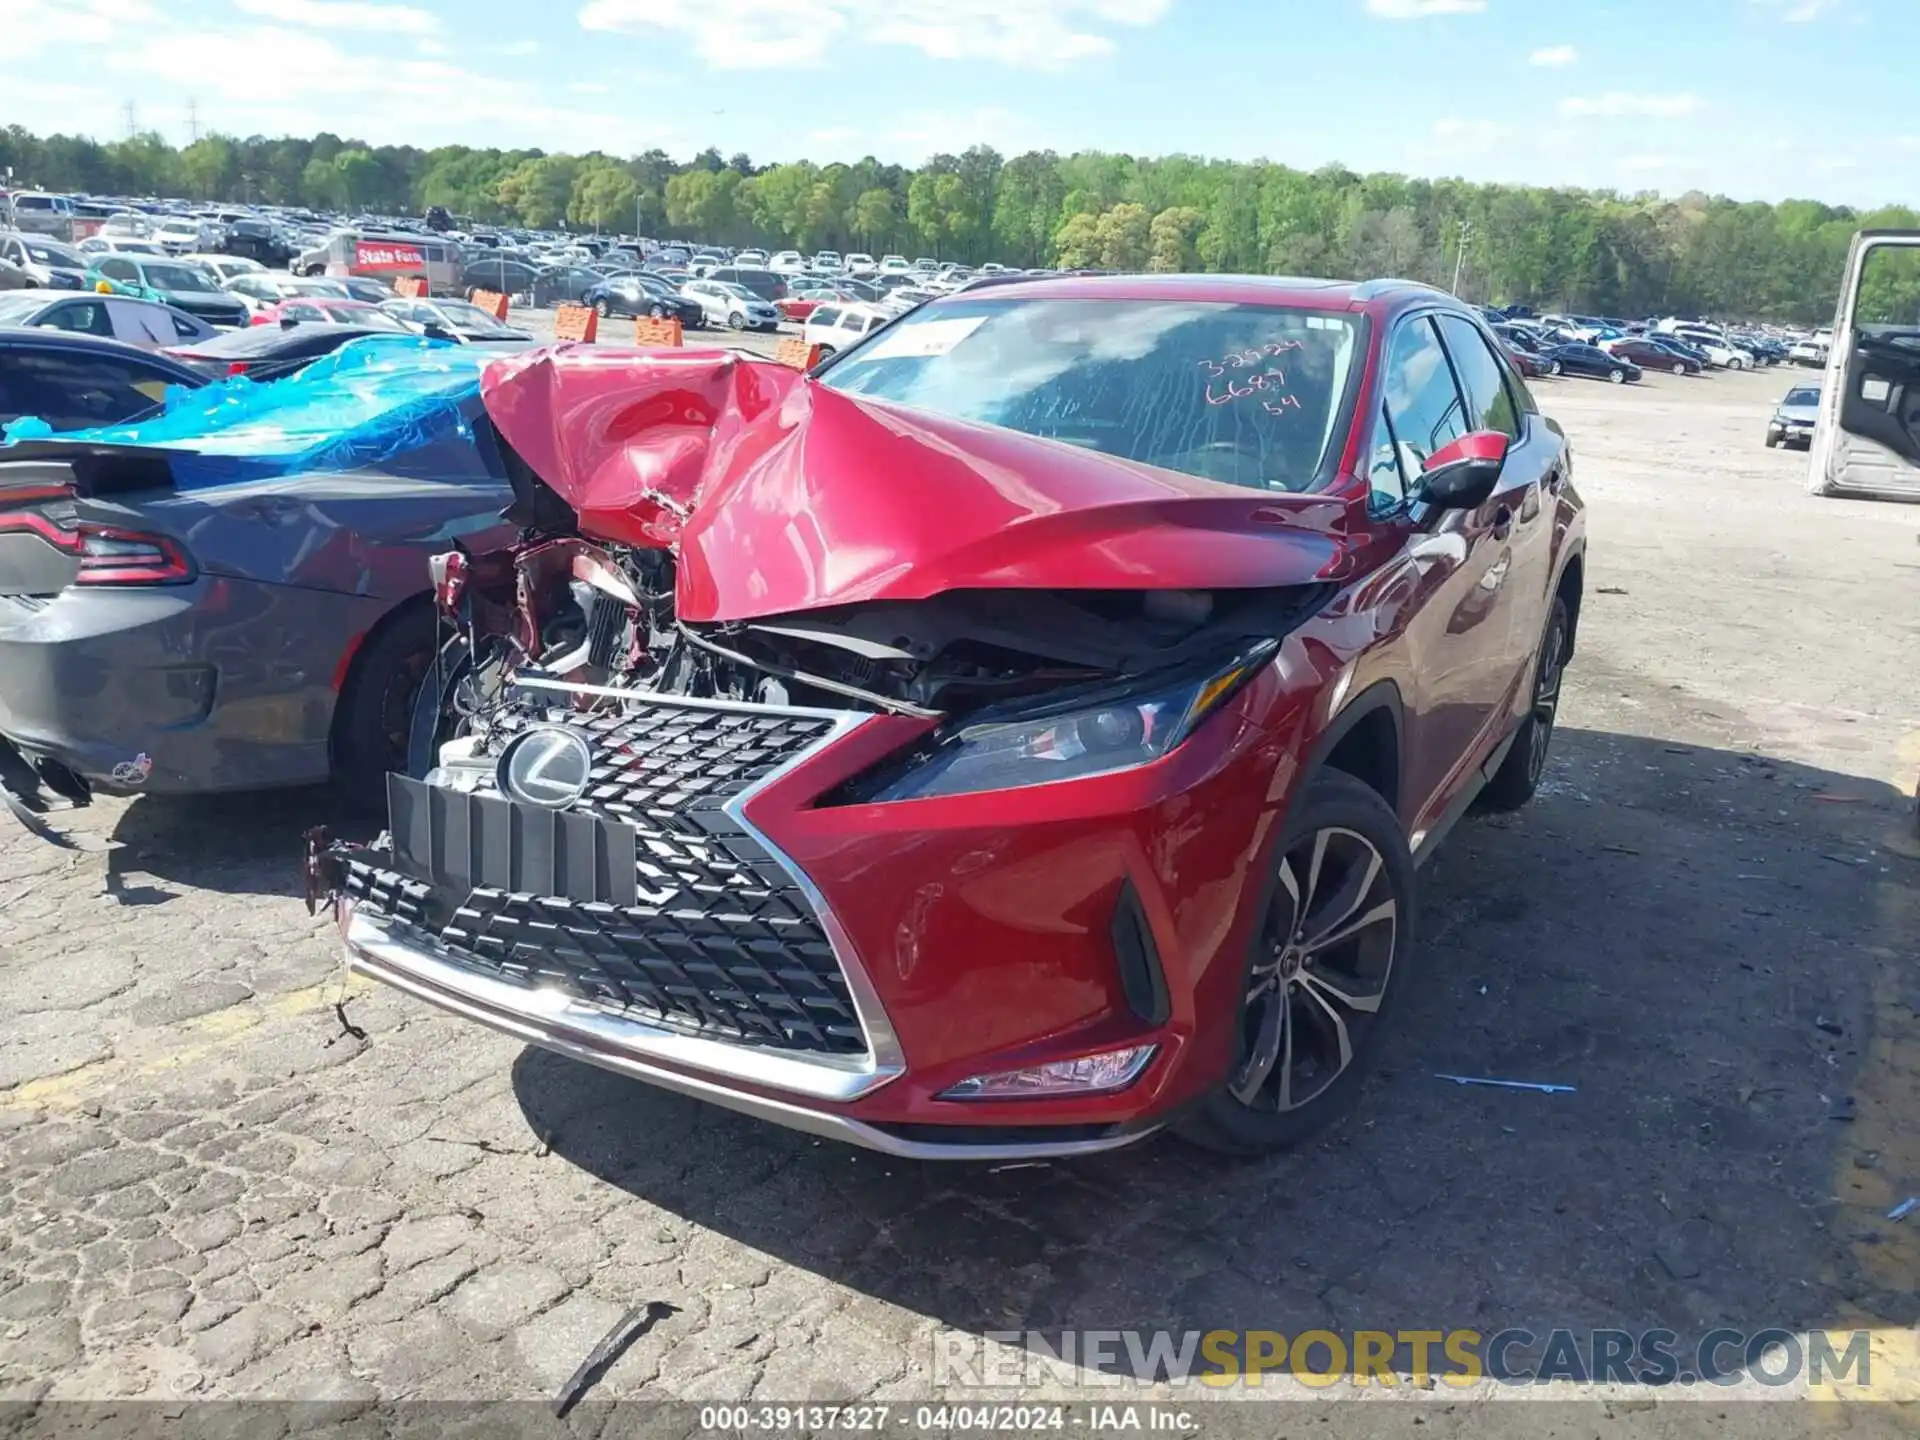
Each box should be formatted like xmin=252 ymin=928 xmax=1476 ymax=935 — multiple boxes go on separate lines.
xmin=480 ymin=345 xmax=1352 ymax=624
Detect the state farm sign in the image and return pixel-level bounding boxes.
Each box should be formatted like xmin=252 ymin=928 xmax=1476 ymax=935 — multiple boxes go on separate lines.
xmin=353 ymin=241 xmax=425 ymax=272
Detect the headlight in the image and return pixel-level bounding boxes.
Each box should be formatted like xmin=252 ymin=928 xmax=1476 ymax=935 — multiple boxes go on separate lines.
xmin=850 ymin=642 xmax=1276 ymax=804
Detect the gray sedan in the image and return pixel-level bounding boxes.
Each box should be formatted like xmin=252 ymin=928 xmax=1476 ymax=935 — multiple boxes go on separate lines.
xmin=0 ymin=288 xmax=216 ymax=350
xmin=1766 ymin=382 xmax=1820 ymax=449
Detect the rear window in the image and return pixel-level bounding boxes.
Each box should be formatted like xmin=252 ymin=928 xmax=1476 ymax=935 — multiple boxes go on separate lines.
xmin=820 ymin=297 xmax=1363 ymax=493
xmin=171 ymin=323 xmax=379 ymax=357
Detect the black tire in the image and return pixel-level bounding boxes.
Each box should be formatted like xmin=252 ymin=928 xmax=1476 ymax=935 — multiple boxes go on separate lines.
xmin=814 ymin=344 xmax=835 ymax=358
xmin=1608 ymin=368 xmax=1625 ymax=384
xmin=649 ymin=303 xmax=667 ymax=320
xmin=333 ymin=603 xmax=439 ymax=812
xmin=1673 ymin=362 xmax=1686 ymax=376
xmin=1176 ymin=770 xmax=1417 ymax=1157
xmin=596 ymin=298 xmax=613 ymax=318
xmin=1764 ymin=430 xmax=1780 ymax=449
xmin=1479 ymin=593 xmax=1571 ymax=813
xmin=728 ymin=310 xmax=747 ymax=330
xmin=1548 ymin=358 xmax=1563 ymax=376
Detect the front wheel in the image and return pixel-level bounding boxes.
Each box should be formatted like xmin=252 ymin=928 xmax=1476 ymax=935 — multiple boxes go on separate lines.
xmin=1672 ymin=362 xmax=1686 ymax=376
xmin=1765 ymin=429 xmax=1781 ymax=449
xmin=1176 ymin=771 xmax=1416 ymax=1157
xmin=649 ymin=303 xmax=667 ymax=320
xmin=727 ymin=310 xmax=747 ymax=330
xmin=1480 ymin=593 xmax=1570 ymax=814
xmin=1608 ymin=368 xmax=1626 ymax=384
xmin=1728 ymin=356 xmax=1746 ymax=371
xmin=596 ymin=298 xmax=613 ymax=318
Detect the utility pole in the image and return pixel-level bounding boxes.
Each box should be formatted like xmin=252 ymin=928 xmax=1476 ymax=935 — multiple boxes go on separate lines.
xmin=1450 ymin=219 xmax=1473 ymax=297
xmin=122 ymin=101 xmax=137 ymax=140
xmin=186 ymin=98 xmax=200 ymax=144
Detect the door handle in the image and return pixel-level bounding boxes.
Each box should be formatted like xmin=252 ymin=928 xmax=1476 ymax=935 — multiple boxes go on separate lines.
xmin=1491 ymin=505 xmax=1514 ymax=540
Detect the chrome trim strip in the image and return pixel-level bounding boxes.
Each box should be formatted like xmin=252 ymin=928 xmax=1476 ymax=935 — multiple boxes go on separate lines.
xmin=511 ymin=674 xmax=854 ymax=723
xmin=344 ymin=907 xmax=1155 ymax=1161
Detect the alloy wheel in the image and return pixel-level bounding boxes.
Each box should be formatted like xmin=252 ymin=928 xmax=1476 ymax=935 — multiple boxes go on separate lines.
xmin=1230 ymin=827 xmax=1398 ymax=1113
xmin=1526 ymin=606 xmax=1569 ymax=784
xmin=1549 ymin=359 xmax=1563 ymax=376
xmin=1609 ymin=369 xmax=1625 ymax=384
xmin=597 ymin=299 xmax=613 ymax=318
xmin=1673 ymin=362 xmax=1686 ymax=376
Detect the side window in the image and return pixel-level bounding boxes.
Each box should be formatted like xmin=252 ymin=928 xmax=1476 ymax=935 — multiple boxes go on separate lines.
xmin=1381 ymin=317 xmax=1468 ymax=476
xmin=3 ymin=351 xmax=173 ymax=430
xmin=1365 ymin=405 xmax=1406 ymax=512
xmin=172 ymin=313 xmax=202 ymax=339
xmin=44 ymin=302 xmax=113 ymax=338
xmin=813 ymin=306 xmax=840 ymax=328
xmin=1435 ymin=314 xmax=1520 ymax=438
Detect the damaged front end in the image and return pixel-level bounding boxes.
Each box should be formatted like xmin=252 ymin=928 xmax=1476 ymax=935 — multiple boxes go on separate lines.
xmin=314 ymin=344 xmax=1347 ymax=1157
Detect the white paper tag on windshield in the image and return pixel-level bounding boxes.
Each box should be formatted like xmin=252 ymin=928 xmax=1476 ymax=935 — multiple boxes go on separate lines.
xmin=860 ymin=315 xmax=987 ymax=360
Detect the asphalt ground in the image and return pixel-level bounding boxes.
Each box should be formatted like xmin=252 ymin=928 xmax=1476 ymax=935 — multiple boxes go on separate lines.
xmin=1 ymin=361 xmax=1916 ymax=1432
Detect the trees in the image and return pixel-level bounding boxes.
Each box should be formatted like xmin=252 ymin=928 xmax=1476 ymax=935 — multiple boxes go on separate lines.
xmin=0 ymin=121 xmax=1889 ymax=322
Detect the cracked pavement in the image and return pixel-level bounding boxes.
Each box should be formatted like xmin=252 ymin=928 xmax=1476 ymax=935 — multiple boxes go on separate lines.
xmin=1 ymin=368 xmax=1916 ymax=1410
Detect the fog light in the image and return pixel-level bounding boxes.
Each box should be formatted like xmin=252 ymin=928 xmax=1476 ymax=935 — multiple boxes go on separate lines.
xmin=938 ymin=1044 xmax=1157 ymax=1100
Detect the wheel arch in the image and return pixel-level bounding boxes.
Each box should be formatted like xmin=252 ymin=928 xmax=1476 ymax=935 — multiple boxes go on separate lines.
xmin=1553 ymin=546 xmax=1585 ymax=662
xmin=326 ymin=590 xmax=436 ymax=777
xmin=1301 ymin=679 xmax=1407 ymax=822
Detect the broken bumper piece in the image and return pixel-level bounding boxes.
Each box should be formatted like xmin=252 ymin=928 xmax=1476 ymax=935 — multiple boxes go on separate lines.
xmin=332 ymin=898 xmax=1154 ymax=1162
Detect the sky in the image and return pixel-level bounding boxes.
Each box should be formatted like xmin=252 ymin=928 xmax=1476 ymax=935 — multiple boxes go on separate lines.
xmin=2 ymin=0 xmax=1916 ymax=208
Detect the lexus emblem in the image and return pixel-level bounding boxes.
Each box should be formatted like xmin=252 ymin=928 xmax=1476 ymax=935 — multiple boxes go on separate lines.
xmin=497 ymin=727 xmax=593 ymax=809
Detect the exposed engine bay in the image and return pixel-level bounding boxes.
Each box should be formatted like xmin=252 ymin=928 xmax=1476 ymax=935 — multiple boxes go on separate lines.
xmin=408 ymin=345 xmax=1346 ymax=770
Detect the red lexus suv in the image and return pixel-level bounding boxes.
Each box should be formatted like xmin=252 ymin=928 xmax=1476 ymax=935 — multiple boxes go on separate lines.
xmin=317 ymin=274 xmax=1585 ymax=1160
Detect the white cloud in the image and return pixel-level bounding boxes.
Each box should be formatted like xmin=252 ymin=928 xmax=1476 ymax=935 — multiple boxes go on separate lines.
xmin=1528 ymin=44 xmax=1576 ymax=66
xmin=1750 ymin=0 xmax=1839 ymax=20
xmin=0 ymin=0 xmax=160 ymax=54
xmin=39 ymin=22 xmax=687 ymax=155
xmin=1558 ymin=91 xmax=1704 ymax=119
xmin=230 ymin=0 xmax=442 ymax=35
xmin=577 ymin=0 xmax=1171 ymax=70
xmin=1364 ymin=0 xmax=1485 ymax=16
xmin=494 ymin=38 xmax=540 ymax=55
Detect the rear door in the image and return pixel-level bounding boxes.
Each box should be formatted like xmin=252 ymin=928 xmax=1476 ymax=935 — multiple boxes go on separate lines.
xmin=1809 ymin=229 xmax=1920 ymax=500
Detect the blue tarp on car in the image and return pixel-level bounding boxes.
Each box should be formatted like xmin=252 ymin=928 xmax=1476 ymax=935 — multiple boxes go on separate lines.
xmin=1 ymin=336 xmax=493 ymax=488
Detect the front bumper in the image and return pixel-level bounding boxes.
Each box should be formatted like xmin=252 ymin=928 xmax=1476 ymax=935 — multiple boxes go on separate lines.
xmin=327 ymin=677 xmax=1297 ymax=1157
xmin=339 ymin=902 xmax=1154 ymax=1160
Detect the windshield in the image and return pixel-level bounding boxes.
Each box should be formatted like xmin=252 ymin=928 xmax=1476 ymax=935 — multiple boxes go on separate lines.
xmin=0 ymin=294 xmax=48 ymax=325
xmin=144 ymin=264 xmax=217 ymax=292
xmin=1782 ymin=387 xmax=1820 ymax=406
xmin=436 ymin=301 xmax=514 ymax=334
xmin=821 ymin=297 xmax=1361 ymax=493
xmin=25 ymin=242 xmax=83 ymax=267
xmin=289 ymin=278 xmax=351 ymax=297
xmin=713 ymin=282 xmax=755 ymax=300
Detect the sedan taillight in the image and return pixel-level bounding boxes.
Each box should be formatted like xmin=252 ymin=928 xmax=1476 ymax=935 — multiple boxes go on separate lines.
xmin=0 ymin=510 xmax=196 ymax=586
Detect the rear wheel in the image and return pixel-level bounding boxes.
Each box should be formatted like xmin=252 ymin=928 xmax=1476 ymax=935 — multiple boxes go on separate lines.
xmin=334 ymin=604 xmax=439 ymax=811
xmin=596 ymin=298 xmax=613 ymax=318
xmin=1480 ymin=593 xmax=1570 ymax=813
xmin=1177 ymin=771 xmax=1416 ymax=1156
xmin=1548 ymin=358 xmax=1564 ymax=376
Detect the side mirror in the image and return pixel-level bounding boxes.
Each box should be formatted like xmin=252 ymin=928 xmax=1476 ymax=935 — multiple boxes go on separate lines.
xmin=1418 ymin=430 xmax=1508 ymax=510
xmin=278 ymin=314 xmax=299 ymax=328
